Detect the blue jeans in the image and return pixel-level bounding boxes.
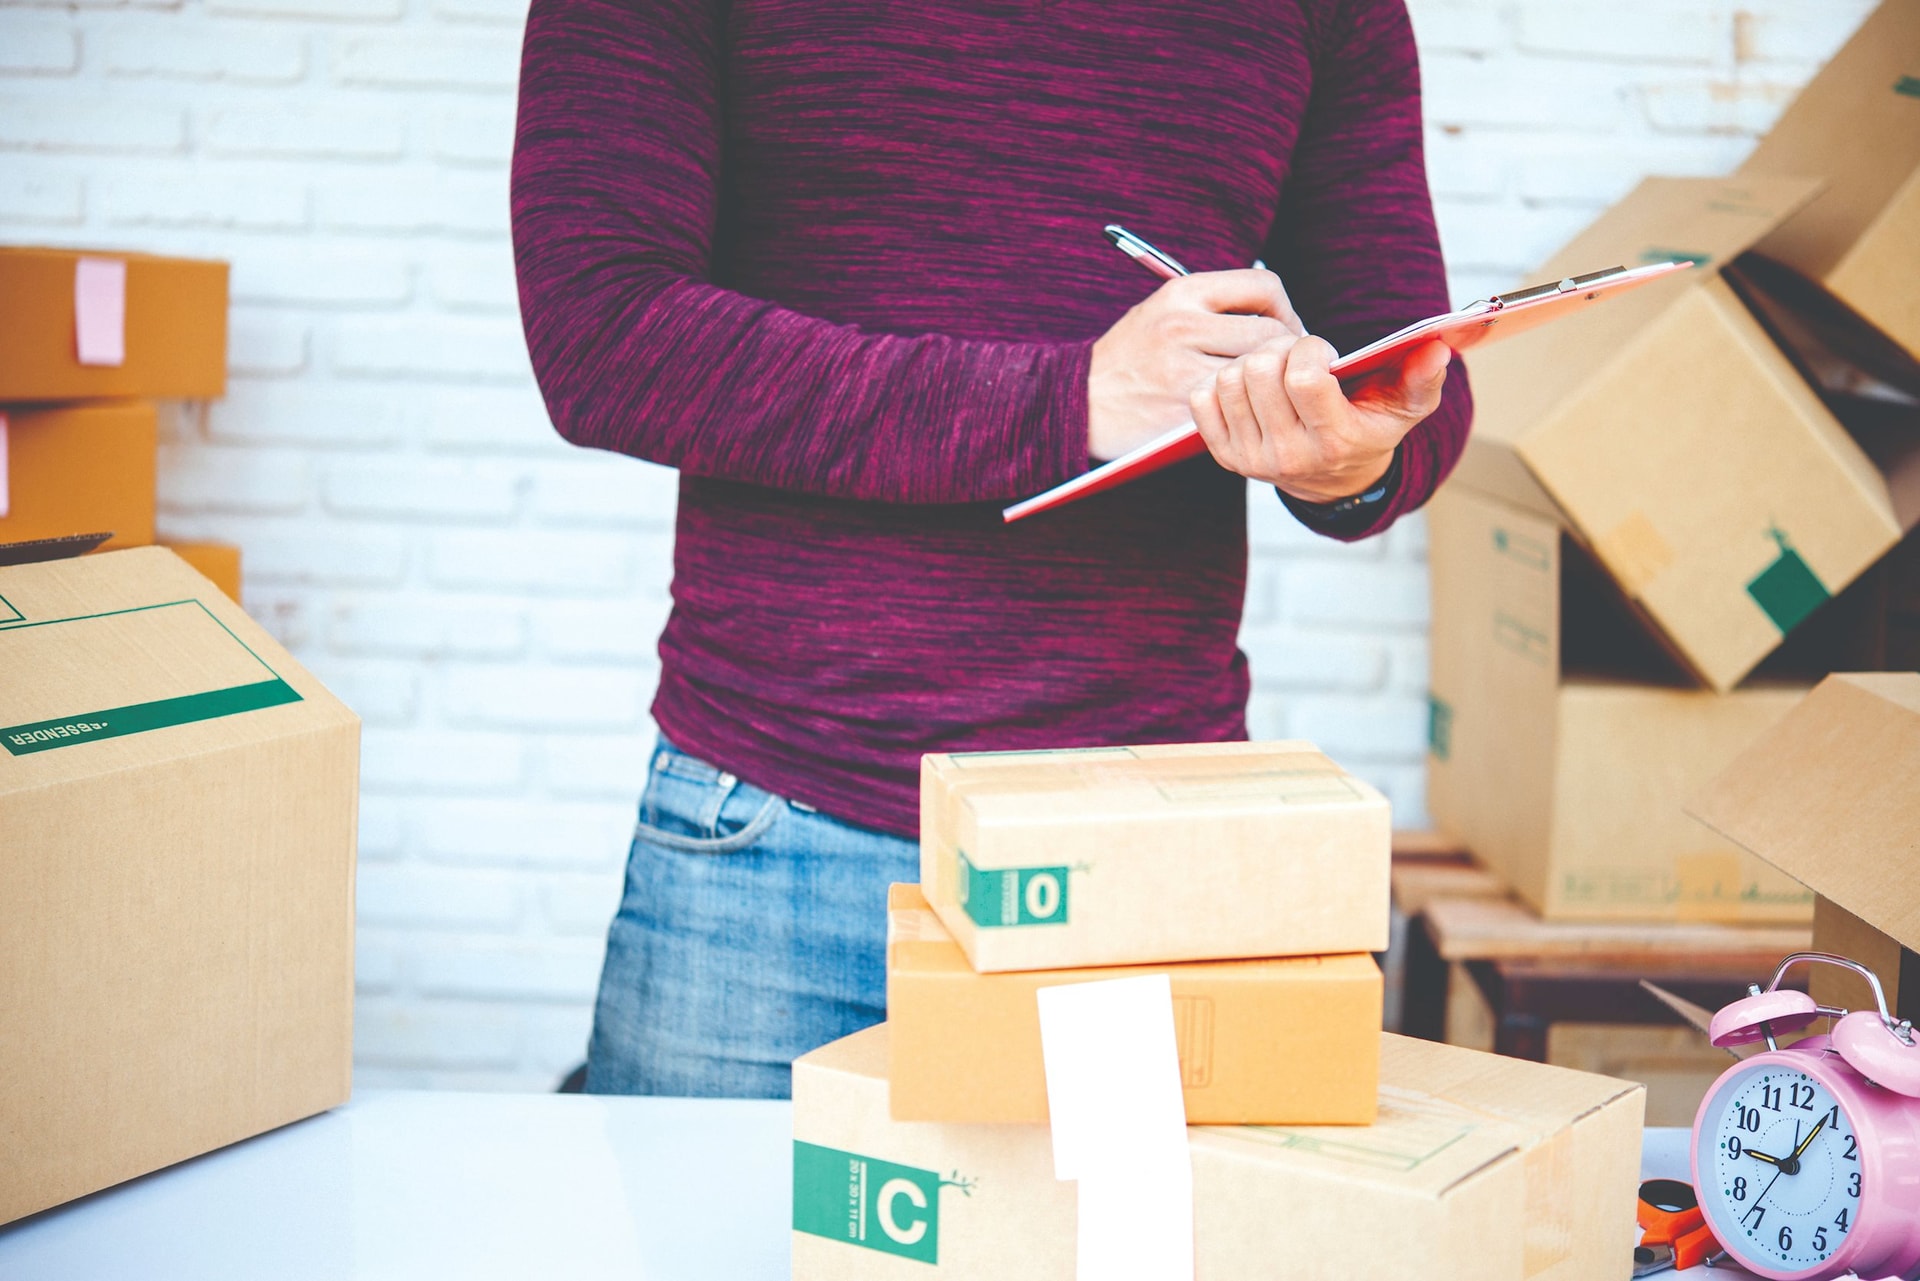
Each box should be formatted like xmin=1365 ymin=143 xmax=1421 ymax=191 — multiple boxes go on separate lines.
xmin=583 ymin=736 xmax=918 ymax=1098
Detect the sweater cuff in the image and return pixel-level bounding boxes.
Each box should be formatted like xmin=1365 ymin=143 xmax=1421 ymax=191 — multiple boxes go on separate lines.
xmin=1277 ymin=446 xmax=1404 ymax=538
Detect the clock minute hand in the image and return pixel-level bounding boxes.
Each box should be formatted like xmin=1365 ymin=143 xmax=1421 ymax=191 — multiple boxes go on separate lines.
xmin=1790 ymin=1117 xmax=1826 ymax=1162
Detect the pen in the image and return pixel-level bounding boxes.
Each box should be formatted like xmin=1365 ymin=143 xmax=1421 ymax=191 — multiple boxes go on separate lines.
xmin=1104 ymin=224 xmax=1189 ymax=280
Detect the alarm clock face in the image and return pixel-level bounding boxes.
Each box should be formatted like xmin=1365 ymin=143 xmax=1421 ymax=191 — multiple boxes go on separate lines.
xmin=1695 ymin=1061 xmax=1861 ymax=1275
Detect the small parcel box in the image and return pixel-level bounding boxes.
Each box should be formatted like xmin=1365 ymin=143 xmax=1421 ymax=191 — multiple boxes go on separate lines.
xmin=919 ymin=741 xmax=1390 ymax=973
xmin=0 ymin=547 xmax=358 ymax=1225
xmin=885 ymin=883 xmax=1381 ymax=1125
xmin=0 ymin=246 xmax=227 ymax=402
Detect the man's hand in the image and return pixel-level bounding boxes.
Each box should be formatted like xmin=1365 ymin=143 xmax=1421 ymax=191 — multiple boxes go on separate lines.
xmin=1190 ymin=333 xmax=1450 ymax=504
xmin=1088 ymin=270 xmax=1306 ymax=462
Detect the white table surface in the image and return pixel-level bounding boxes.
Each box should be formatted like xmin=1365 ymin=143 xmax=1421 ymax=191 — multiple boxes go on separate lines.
xmin=0 ymin=1093 xmax=1709 ymax=1280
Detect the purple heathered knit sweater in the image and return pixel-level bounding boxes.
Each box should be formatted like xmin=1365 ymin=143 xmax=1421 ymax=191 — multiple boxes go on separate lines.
xmin=511 ymin=0 xmax=1471 ymax=837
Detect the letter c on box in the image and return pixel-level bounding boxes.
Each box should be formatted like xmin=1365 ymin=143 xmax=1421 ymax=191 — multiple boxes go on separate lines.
xmin=877 ymin=1178 xmax=928 ymax=1245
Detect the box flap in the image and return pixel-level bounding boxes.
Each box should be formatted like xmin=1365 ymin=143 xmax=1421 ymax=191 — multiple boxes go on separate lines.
xmin=1741 ymin=0 xmax=1920 ymax=280
xmin=1687 ymin=672 xmax=1920 ymax=952
xmin=0 ymin=547 xmax=355 ymax=792
xmin=1467 ymin=176 xmax=1825 ymax=457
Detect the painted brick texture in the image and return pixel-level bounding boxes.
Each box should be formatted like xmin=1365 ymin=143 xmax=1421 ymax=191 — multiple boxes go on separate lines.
xmin=0 ymin=0 xmax=1874 ymax=1088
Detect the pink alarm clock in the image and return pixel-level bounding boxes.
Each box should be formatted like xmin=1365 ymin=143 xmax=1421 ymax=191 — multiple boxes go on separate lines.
xmin=1691 ymin=953 xmax=1920 ymax=1281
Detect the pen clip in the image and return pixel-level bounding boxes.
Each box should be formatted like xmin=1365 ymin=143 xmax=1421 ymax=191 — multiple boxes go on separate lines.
xmin=1104 ymin=224 xmax=1191 ymax=280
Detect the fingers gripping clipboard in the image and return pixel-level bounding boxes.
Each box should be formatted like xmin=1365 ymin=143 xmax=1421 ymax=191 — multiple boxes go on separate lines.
xmin=1001 ymin=260 xmax=1693 ymax=523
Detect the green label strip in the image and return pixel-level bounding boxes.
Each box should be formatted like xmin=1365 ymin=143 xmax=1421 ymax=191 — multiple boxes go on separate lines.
xmin=1427 ymin=695 xmax=1454 ymax=762
xmin=793 ymin=1142 xmax=943 ymax=1263
xmin=957 ymin=850 xmax=1070 ymax=928
xmin=1895 ymin=75 xmax=1920 ymax=99
xmin=1 ymin=678 xmax=302 ymax=756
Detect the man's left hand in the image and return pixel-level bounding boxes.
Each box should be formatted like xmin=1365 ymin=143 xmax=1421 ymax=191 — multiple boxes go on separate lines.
xmin=1189 ymin=334 xmax=1450 ymax=504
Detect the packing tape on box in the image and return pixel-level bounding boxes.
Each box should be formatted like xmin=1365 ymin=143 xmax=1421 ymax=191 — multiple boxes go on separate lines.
xmin=1036 ymin=974 xmax=1194 ymax=1281
xmin=0 ymin=413 xmax=9 ymax=519
xmin=74 ymin=257 xmax=127 ymax=369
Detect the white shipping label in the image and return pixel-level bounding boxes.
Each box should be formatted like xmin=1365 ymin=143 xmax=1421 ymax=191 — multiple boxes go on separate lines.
xmin=1037 ymin=974 xmax=1195 ymax=1281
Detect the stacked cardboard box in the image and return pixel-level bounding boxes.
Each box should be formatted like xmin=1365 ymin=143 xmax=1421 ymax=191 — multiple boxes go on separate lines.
xmin=0 ymin=246 xmax=242 ymax=601
xmin=0 ymin=548 xmax=359 ymax=1224
xmin=1430 ymin=1 xmax=1920 ymax=924
xmin=793 ymin=741 xmax=1648 ymax=1277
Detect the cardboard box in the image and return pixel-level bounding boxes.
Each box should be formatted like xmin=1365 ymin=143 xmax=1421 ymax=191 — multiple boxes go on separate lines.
xmin=162 ymin=539 xmax=242 ymax=603
xmin=1426 ymin=484 xmax=1816 ymax=921
xmin=885 ymin=884 xmax=1381 ymax=1125
xmin=1739 ymin=0 xmax=1920 ymax=363
xmin=1457 ymin=175 xmax=1918 ymax=692
xmin=919 ymin=742 xmax=1390 ymax=973
xmin=0 ymin=546 xmax=359 ymax=1225
xmin=792 ymin=1024 xmax=1644 ymax=1280
xmin=1688 ymin=671 xmax=1920 ymax=1019
xmin=0 ymin=401 xmax=157 ymax=551
xmin=0 ymin=247 xmax=227 ymax=401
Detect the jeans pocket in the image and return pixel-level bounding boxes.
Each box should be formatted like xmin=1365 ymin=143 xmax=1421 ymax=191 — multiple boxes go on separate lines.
xmin=633 ymin=747 xmax=786 ymax=855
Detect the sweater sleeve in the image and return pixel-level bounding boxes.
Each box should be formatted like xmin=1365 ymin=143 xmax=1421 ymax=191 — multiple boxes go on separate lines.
xmin=1261 ymin=0 xmax=1472 ymax=541
xmin=509 ymin=0 xmax=1089 ymax=505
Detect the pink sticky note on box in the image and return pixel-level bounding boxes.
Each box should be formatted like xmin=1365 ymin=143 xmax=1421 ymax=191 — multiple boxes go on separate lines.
xmin=75 ymin=257 xmax=128 ymax=368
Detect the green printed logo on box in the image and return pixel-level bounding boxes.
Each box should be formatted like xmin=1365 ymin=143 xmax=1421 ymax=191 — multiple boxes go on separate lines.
xmin=1896 ymin=75 xmax=1920 ymax=99
xmin=957 ymin=850 xmax=1069 ymax=928
xmin=1746 ymin=528 xmax=1829 ymax=637
xmin=1427 ymin=695 xmax=1453 ymax=761
xmin=793 ymin=1142 xmax=960 ymax=1263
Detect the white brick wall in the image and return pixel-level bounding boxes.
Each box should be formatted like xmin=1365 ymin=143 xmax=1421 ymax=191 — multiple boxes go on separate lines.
xmin=0 ymin=0 xmax=1874 ymax=1089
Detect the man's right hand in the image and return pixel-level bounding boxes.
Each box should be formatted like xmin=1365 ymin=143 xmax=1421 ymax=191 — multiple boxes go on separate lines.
xmin=1087 ymin=269 xmax=1306 ymax=462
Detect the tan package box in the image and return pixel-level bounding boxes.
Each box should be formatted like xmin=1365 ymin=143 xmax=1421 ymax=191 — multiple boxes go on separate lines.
xmin=161 ymin=539 xmax=243 ymax=603
xmin=793 ymin=1024 xmax=1644 ymax=1280
xmin=886 ymin=883 xmax=1381 ymax=1125
xmin=1688 ymin=671 xmax=1920 ymax=1019
xmin=0 ymin=247 xmax=227 ymax=402
xmin=919 ymin=742 xmax=1390 ymax=973
xmin=1739 ymin=0 xmax=1920 ymax=363
xmin=0 ymin=547 xmax=358 ymax=1225
xmin=0 ymin=401 xmax=157 ymax=551
xmin=1457 ymin=175 xmax=1918 ymax=693
xmin=1426 ymin=484 xmax=1814 ymax=921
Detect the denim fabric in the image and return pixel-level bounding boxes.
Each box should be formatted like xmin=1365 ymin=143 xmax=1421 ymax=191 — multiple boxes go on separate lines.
xmin=583 ymin=736 xmax=918 ymax=1098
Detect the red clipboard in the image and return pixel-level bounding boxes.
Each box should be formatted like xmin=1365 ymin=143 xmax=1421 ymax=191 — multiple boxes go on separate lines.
xmin=1002 ymin=259 xmax=1693 ymax=523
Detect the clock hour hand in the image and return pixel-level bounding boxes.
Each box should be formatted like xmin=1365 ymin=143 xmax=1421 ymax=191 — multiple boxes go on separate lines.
xmin=1744 ymin=1148 xmax=1783 ymax=1167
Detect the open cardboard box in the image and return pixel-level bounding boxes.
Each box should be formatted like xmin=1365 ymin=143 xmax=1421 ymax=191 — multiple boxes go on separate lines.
xmin=1457 ymin=175 xmax=1920 ymax=694
xmin=793 ymin=1024 xmax=1644 ymax=1280
xmin=1421 ymin=483 xmax=1920 ymax=921
xmin=0 ymin=547 xmax=358 ymax=1225
xmin=1738 ymin=0 xmax=1920 ymax=366
xmin=1688 ymin=672 xmax=1920 ymax=1020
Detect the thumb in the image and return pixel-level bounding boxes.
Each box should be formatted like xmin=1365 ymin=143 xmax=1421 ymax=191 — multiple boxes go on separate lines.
xmin=1373 ymin=340 xmax=1450 ymax=423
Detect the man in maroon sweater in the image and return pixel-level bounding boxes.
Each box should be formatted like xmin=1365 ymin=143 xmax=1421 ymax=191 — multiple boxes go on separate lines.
xmin=512 ymin=0 xmax=1470 ymax=1096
